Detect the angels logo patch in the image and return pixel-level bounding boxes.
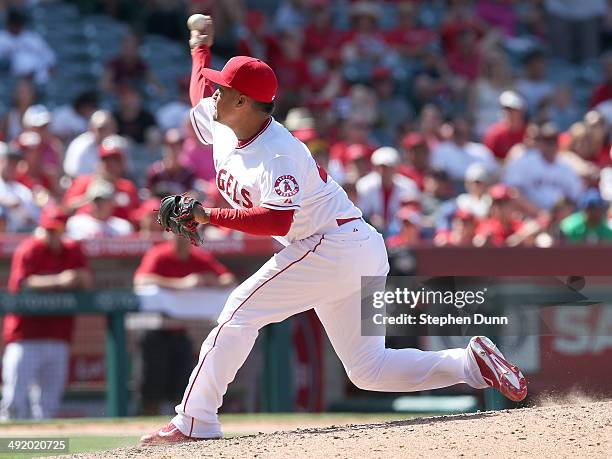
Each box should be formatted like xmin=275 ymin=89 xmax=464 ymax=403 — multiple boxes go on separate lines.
xmin=274 ymin=175 xmax=299 ymax=197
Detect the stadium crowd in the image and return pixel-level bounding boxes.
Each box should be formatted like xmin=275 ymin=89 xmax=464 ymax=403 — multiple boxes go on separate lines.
xmin=1 ymin=0 xmax=612 ymax=248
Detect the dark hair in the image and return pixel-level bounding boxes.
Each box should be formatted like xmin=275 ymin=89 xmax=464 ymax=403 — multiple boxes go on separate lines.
xmin=428 ymin=168 xmax=450 ymax=181
xmin=523 ymin=48 xmax=545 ymax=64
xmin=252 ymin=100 xmax=275 ymax=115
xmin=7 ymin=8 xmax=27 ymax=27
xmin=73 ymin=91 xmax=99 ymax=111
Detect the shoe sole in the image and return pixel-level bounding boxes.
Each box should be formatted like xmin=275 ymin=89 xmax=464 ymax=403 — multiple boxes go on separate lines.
xmin=470 ymin=336 xmax=527 ymax=402
xmin=140 ymin=434 xmax=221 ymax=446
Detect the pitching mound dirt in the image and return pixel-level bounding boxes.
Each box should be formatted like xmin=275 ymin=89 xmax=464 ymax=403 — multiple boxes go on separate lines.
xmin=67 ymin=400 xmax=612 ymax=459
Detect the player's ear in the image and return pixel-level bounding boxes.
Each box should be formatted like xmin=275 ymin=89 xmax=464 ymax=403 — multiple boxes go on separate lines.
xmin=236 ymin=94 xmax=248 ymax=109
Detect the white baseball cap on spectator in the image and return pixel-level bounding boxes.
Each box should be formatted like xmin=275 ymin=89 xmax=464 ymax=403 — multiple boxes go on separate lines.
xmin=465 ymin=163 xmax=490 ymax=183
xmin=98 ymin=135 xmax=129 ymax=158
xmin=22 ymin=104 xmax=52 ymax=128
xmin=284 ymin=108 xmax=314 ymax=131
xmin=371 ymin=146 xmax=400 ymax=167
xmin=86 ymin=179 xmax=115 ymax=201
xmin=398 ymin=186 xmax=421 ymax=204
xmin=16 ymin=131 xmax=42 ymax=149
xmin=499 ymin=91 xmax=526 ymax=111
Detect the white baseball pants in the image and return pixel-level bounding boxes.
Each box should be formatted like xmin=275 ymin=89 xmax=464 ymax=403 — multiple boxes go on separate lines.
xmin=172 ymin=219 xmax=485 ymax=437
xmin=0 ymin=340 xmax=69 ymax=420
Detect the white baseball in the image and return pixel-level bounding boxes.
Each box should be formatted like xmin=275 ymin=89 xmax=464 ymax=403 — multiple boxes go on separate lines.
xmin=187 ymin=14 xmax=208 ymax=32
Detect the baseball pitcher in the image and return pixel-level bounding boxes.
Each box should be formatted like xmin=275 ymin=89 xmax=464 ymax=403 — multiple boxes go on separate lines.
xmin=141 ymin=15 xmax=527 ymax=445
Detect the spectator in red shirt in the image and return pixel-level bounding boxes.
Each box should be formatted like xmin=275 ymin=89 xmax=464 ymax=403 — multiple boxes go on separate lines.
xmin=270 ymin=30 xmax=311 ymax=108
xmin=474 ymin=184 xmax=523 ymax=246
xmin=63 ymin=135 xmax=140 ymax=222
xmin=134 ymin=234 xmax=235 ymax=414
xmin=342 ymin=143 xmax=373 ymax=183
xmin=303 ymin=6 xmax=344 ymax=58
xmin=237 ymin=10 xmax=280 ymax=62
xmin=385 ymin=2 xmax=437 ymax=59
xmin=590 ymin=52 xmax=612 ymax=108
xmin=434 ymin=209 xmax=478 ymax=247
xmin=146 ymin=129 xmax=197 ymax=197
xmin=446 ymin=29 xmax=482 ymax=83
xmin=440 ymin=0 xmax=485 ymax=55
xmin=483 ymin=90 xmax=528 ymax=160
xmin=398 ymin=133 xmax=429 ymax=191
xmin=329 ymin=117 xmax=376 ymax=169
xmin=584 ymin=110 xmax=612 ymax=167
xmin=284 ymin=107 xmax=317 ymax=143
xmin=0 ymin=205 xmax=93 ymax=420
xmin=14 ymin=131 xmax=59 ymax=197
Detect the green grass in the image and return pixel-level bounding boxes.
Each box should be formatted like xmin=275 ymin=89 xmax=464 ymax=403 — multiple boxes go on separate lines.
xmin=0 ymin=436 xmax=139 ymax=458
xmin=65 ymin=436 xmax=140 ymax=454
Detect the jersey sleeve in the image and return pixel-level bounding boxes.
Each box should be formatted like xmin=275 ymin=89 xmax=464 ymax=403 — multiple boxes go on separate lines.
xmin=190 ymin=98 xmax=216 ymax=145
xmin=8 ymin=241 xmax=32 ymax=293
xmin=258 ymin=156 xmax=304 ymax=211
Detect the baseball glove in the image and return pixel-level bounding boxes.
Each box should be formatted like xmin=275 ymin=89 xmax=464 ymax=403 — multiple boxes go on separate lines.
xmin=157 ymin=195 xmax=203 ymax=245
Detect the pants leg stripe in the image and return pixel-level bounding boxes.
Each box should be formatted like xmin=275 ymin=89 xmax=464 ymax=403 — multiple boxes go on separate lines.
xmin=184 ymin=235 xmax=325 ymax=435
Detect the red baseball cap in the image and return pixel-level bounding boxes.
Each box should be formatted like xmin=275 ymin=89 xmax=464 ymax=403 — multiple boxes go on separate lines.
xmin=346 ymin=143 xmax=371 ymax=161
xmin=202 ymin=56 xmax=278 ymax=103
xmin=489 ymin=184 xmax=514 ymax=201
xmin=372 ymin=66 xmax=392 ymax=81
xmin=401 ymin=132 xmax=426 ymax=150
xmin=39 ymin=205 xmax=68 ymax=231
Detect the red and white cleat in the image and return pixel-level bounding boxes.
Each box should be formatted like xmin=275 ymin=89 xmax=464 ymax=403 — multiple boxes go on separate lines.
xmin=469 ymin=336 xmax=527 ymax=402
xmin=140 ymin=422 xmax=206 ymax=446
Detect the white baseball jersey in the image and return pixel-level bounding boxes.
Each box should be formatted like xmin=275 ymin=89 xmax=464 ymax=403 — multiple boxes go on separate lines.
xmin=190 ymin=98 xmax=361 ymax=245
xmin=503 ymin=149 xmax=583 ymax=210
xmin=65 ymin=214 xmax=133 ymax=240
xmin=430 ymin=140 xmax=498 ymax=181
